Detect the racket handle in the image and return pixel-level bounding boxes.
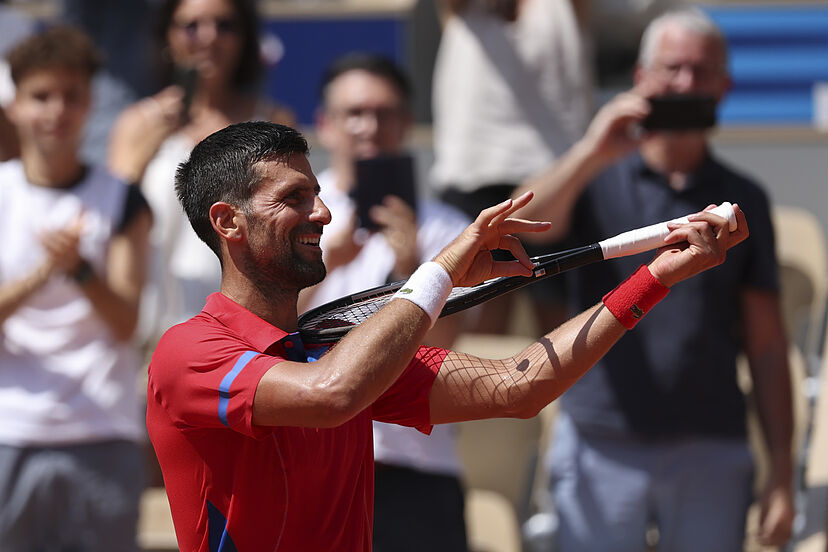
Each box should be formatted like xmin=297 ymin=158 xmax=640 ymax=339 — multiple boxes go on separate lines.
xmin=599 ymin=202 xmax=736 ymax=260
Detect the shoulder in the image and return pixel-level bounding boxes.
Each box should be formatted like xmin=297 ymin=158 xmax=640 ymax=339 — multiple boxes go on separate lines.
xmin=152 ymin=313 xmax=247 ymax=375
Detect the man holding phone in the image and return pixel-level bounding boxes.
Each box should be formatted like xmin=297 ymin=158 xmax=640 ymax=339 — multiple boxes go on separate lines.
xmin=514 ymin=8 xmax=794 ymax=551
xmin=302 ymin=53 xmax=471 ymax=551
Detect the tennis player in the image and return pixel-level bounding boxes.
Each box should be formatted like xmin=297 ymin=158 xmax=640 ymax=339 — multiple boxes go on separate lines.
xmin=147 ymin=120 xmax=747 ymax=551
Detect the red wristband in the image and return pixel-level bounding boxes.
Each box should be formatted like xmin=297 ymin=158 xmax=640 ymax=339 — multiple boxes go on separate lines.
xmin=602 ymin=265 xmax=670 ymax=329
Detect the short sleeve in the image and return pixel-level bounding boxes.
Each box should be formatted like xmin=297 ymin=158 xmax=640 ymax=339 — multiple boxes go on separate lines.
xmin=739 ymin=187 xmax=779 ymax=292
xmin=148 ymin=323 xmax=281 ymax=439
xmin=371 ymin=346 xmax=448 ymax=434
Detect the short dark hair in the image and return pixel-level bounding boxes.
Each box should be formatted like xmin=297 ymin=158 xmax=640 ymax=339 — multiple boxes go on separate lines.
xmin=175 ymin=121 xmax=309 ymax=259
xmin=154 ymin=0 xmax=262 ymax=90
xmin=319 ymin=52 xmax=412 ymax=107
xmin=6 ymin=25 xmax=101 ymax=85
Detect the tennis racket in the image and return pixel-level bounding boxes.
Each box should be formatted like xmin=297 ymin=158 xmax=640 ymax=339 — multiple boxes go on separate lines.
xmin=298 ymin=202 xmax=737 ymax=344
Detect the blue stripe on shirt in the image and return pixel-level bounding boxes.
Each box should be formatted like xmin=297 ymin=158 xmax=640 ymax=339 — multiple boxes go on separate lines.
xmin=218 ymin=350 xmax=258 ymax=427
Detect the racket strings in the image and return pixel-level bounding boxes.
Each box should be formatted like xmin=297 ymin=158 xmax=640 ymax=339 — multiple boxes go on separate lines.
xmin=300 ymin=283 xmax=489 ymax=331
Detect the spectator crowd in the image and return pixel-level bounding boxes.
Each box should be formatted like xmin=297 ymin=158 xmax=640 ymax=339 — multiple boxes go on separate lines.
xmin=0 ymin=1 xmax=802 ymax=551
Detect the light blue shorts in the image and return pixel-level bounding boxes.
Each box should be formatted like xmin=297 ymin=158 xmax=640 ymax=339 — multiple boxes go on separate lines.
xmin=546 ymin=413 xmax=754 ymax=552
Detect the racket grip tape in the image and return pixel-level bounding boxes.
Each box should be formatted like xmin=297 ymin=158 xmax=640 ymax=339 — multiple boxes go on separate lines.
xmin=602 ymin=265 xmax=670 ymax=329
xmin=393 ymin=262 xmax=453 ymax=326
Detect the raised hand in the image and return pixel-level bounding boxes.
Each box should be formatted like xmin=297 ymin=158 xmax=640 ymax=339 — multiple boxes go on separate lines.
xmin=433 ymin=191 xmax=551 ymax=287
xmin=647 ymin=203 xmax=749 ymax=288
xmin=370 ymin=195 xmax=419 ymax=279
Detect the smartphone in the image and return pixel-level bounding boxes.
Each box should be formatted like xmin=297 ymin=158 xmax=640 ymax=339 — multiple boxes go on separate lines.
xmin=352 ymin=154 xmax=417 ymax=231
xmin=642 ymin=95 xmax=717 ymax=131
xmin=171 ymin=64 xmax=199 ymax=122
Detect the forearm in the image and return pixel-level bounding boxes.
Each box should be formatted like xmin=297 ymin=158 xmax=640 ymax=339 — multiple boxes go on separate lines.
xmin=254 ymin=298 xmax=432 ymax=427
xmin=512 ymin=139 xmax=608 ymax=241
xmin=750 ymin=345 xmax=794 ymax=483
xmin=72 ymin=264 xmax=140 ymax=341
xmin=431 ymin=302 xmax=626 ymax=423
xmin=0 ymin=263 xmax=52 ymax=324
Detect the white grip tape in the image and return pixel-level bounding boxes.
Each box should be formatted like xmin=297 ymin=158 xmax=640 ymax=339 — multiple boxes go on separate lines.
xmin=393 ymin=262 xmax=453 ymax=326
xmin=599 ymin=202 xmax=737 ymax=260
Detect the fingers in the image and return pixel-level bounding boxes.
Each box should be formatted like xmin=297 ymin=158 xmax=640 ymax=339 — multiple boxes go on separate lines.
xmin=475 ymin=192 xmax=533 ymax=229
xmin=369 ymin=196 xmax=416 ymax=230
xmin=685 ymin=203 xmax=750 ymax=249
xmin=496 ymin=235 xmax=534 ymax=270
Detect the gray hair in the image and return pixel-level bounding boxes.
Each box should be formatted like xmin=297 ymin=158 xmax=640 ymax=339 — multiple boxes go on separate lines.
xmin=638 ymin=8 xmax=728 ymax=72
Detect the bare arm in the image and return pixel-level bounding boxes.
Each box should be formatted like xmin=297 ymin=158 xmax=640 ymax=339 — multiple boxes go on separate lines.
xmin=108 ymin=87 xmax=185 ymax=183
xmin=83 ymin=207 xmax=152 ymax=341
xmin=429 ymin=206 xmax=750 ymax=423
xmin=512 ymin=91 xmax=651 ymax=242
xmin=253 ymin=193 xmax=549 ymax=428
xmin=742 ymin=288 xmax=795 ymax=546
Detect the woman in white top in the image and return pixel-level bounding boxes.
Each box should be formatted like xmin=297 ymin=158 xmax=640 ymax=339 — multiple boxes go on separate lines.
xmin=108 ymin=0 xmax=294 ymax=342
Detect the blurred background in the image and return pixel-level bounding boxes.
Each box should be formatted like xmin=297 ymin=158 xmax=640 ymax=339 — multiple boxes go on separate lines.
xmin=6 ymin=1 xmax=828 ymax=551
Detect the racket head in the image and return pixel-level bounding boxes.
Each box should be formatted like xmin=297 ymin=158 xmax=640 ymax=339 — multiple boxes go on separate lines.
xmin=298 ymin=280 xmax=405 ymax=344
xmin=298 ymin=245 xmax=602 ymax=344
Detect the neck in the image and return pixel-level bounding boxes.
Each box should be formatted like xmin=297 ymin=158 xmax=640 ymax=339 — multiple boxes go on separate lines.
xmin=192 ymin=80 xmax=242 ymax=113
xmin=20 ymin=145 xmax=83 ymax=187
xmin=640 ymin=135 xmax=708 ymax=181
xmin=220 ymin=261 xmax=300 ymax=332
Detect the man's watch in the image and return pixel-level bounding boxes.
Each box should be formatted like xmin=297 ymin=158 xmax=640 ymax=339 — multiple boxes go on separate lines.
xmin=70 ymin=259 xmax=95 ymax=285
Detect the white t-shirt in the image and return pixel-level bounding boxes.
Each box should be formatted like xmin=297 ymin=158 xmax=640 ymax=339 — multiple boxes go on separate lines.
xmin=308 ymin=168 xmax=470 ymax=475
xmin=0 ymin=161 xmax=143 ymax=445
xmin=431 ymin=0 xmax=593 ymax=192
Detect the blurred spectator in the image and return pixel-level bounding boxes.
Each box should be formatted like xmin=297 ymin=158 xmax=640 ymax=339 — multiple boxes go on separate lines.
xmin=108 ymin=0 xmax=295 ymax=346
xmin=61 ymin=0 xmax=156 ymax=162
xmin=514 ymin=8 xmax=795 ymax=551
xmin=431 ymin=0 xmax=593 ymax=334
xmin=301 ymin=52 xmax=471 ymax=552
xmin=0 ymin=26 xmax=151 ymax=551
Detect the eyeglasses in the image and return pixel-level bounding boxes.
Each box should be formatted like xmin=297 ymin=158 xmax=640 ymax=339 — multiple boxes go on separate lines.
xmin=172 ymin=17 xmax=239 ymax=38
xmin=649 ymin=61 xmax=723 ymax=84
xmin=332 ymin=106 xmax=407 ymax=126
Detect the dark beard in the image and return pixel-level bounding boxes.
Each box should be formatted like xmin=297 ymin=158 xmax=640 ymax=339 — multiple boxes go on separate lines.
xmin=242 ymin=247 xmax=326 ymax=298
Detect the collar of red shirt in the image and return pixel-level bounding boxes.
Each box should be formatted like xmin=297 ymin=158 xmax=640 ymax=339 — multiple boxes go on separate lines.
xmin=202 ymin=292 xmax=292 ymax=352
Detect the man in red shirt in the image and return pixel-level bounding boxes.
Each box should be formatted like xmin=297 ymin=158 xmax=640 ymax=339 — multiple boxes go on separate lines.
xmin=147 ymin=121 xmax=747 ymax=551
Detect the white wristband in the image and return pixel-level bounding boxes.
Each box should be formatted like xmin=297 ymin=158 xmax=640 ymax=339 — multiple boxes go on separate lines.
xmin=393 ymin=262 xmax=453 ymax=326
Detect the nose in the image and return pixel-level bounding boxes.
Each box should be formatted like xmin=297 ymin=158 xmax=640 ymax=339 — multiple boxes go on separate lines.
xmin=310 ymin=195 xmax=332 ymax=226
xmin=347 ymin=111 xmax=380 ymax=140
xmin=45 ymin=95 xmax=67 ymax=119
xmin=671 ymin=65 xmax=697 ymax=94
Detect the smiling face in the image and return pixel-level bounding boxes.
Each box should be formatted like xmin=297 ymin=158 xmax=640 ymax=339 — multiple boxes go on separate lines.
xmin=8 ymin=67 xmax=91 ymax=155
xmin=240 ymin=154 xmax=332 ymax=293
xmin=166 ymin=0 xmax=244 ymax=85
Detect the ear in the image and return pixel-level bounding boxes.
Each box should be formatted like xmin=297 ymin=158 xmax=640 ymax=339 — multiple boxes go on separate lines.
xmin=209 ymin=201 xmax=246 ymax=243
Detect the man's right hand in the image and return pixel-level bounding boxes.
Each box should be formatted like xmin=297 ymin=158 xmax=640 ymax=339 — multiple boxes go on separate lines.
xmin=433 ymin=192 xmax=551 ymax=287
xmin=578 ymin=91 xmax=651 ymax=168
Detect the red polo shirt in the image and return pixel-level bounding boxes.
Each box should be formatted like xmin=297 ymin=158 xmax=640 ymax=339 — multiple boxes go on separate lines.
xmin=147 ymin=293 xmax=447 ymax=552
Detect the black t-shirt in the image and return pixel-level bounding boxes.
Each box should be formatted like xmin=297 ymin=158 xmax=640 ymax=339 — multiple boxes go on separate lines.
xmin=560 ymin=151 xmax=778 ymax=440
